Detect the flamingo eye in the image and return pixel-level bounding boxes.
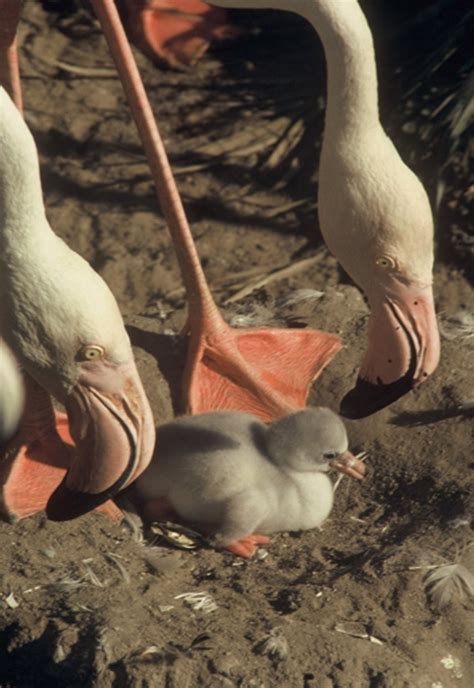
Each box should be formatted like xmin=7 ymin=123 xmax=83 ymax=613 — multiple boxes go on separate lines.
xmin=77 ymin=345 xmax=105 ymax=361
xmin=323 ymin=451 xmax=339 ymax=460
xmin=376 ymin=255 xmax=396 ymax=269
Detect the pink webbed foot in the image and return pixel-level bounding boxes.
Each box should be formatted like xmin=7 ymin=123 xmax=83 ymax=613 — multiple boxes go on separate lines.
xmin=185 ymin=319 xmax=342 ymax=421
xmin=225 ymin=534 xmax=270 ymax=558
xmin=0 ymin=412 xmax=122 ymax=522
xmin=122 ymin=0 xmax=238 ymax=69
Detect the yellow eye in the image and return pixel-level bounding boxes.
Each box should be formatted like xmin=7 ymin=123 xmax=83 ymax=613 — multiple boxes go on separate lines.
xmin=77 ymin=345 xmax=105 ymax=362
xmin=376 ymin=256 xmax=396 ymax=269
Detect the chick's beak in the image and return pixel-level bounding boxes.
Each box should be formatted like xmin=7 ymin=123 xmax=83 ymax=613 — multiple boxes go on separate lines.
xmin=331 ymin=451 xmax=366 ymax=480
xmin=46 ymin=358 xmax=155 ymax=520
xmin=341 ymin=281 xmax=440 ymax=419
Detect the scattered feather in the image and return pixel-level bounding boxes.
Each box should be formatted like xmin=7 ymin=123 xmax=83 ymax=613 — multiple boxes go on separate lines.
xmin=75 ymin=604 xmax=94 ymax=613
xmin=424 ymin=563 xmax=474 ymax=609
xmin=23 ymin=585 xmax=42 ymax=595
xmin=334 ymin=623 xmax=384 ymax=645
xmin=5 ymin=592 xmax=19 ymax=609
xmin=82 ymin=562 xmax=107 ymax=588
xmin=254 ymin=627 xmax=289 ymax=661
xmin=447 ymin=518 xmax=472 ymax=529
xmin=105 ymin=552 xmax=131 ymax=584
xmin=121 ymin=509 xmax=145 ymax=544
xmin=228 ymin=305 xmax=274 ymax=328
xmin=175 ymin=591 xmax=218 ymax=614
xmin=439 ymin=311 xmax=474 ymax=341
xmin=50 ymin=576 xmax=85 ymax=592
xmin=255 ymin=548 xmax=269 ymax=561
xmin=128 ymin=645 xmax=164 ymax=664
xmin=158 ymin=605 xmax=175 ymax=613
xmin=52 ymin=643 xmax=66 ymax=664
xmin=440 ymin=654 xmax=463 ymax=679
xmin=97 ymin=626 xmax=114 ymax=664
xmin=276 ymin=288 xmax=324 ymax=309
xmin=456 ymin=399 xmax=474 ymax=414
xmin=41 ymin=546 xmax=57 ymax=559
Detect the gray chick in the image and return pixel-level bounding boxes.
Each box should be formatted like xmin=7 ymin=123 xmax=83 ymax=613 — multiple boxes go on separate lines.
xmin=133 ymin=407 xmax=365 ymax=557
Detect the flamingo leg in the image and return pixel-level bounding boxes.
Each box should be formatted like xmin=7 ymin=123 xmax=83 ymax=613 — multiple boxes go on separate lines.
xmin=0 ymin=375 xmax=121 ymax=522
xmin=225 ymin=534 xmax=270 ymax=558
xmin=140 ymin=499 xmax=270 ymax=558
xmin=91 ymin=0 xmax=341 ymax=420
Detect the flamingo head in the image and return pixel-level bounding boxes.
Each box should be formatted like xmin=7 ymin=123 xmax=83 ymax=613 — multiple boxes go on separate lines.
xmin=319 ymin=142 xmax=440 ymax=418
xmin=7 ymin=252 xmax=156 ymax=521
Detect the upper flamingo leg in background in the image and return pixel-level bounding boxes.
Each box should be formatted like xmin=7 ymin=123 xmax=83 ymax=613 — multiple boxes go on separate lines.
xmin=91 ymin=0 xmax=341 ymax=420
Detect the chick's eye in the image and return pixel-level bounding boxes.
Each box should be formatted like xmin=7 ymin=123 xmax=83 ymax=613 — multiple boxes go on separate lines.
xmin=77 ymin=345 xmax=105 ymax=362
xmin=323 ymin=451 xmax=339 ymax=460
xmin=375 ymin=255 xmax=396 ymax=269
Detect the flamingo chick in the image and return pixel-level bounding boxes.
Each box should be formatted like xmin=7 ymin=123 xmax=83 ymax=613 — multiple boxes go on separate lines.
xmin=133 ymin=407 xmax=365 ymax=557
xmin=210 ymin=0 xmax=441 ymax=418
xmin=0 ymin=88 xmax=155 ymax=521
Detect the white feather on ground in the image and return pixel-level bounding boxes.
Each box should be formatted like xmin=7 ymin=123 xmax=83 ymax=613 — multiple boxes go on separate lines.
xmin=424 ymin=563 xmax=474 ymax=609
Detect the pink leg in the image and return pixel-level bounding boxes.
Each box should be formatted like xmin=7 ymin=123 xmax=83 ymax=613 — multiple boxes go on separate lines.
xmin=91 ymin=0 xmax=341 ymax=420
xmin=0 ymin=0 xmax=23 ymax=110
xmin=225 ymin=534 xmax=270 ymax=558
xmin=184 ymin=318 xmax=341 ymax=421
xmin=0 ymin=374 xmax=122 ymax=522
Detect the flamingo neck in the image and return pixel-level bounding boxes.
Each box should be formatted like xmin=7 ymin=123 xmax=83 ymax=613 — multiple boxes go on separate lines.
xmin=0 ymin=90 xmax=53 ymax=250
xmin=297 ymin=0 xmax=380 ymax=140
xmin=227 ymin=1 xmax=380 ymax=138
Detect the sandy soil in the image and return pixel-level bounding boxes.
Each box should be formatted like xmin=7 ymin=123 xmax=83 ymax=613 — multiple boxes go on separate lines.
xmin=1 ymin=3 xmax=473 ymax=687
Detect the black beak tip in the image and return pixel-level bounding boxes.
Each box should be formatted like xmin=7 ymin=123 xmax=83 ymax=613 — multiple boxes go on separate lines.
xmin=340 ymin=375 xmax=415 ymax=419
xmin=46 ymin=481 xmax=112 ymax=521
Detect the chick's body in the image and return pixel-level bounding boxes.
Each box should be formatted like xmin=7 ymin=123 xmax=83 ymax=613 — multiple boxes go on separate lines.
xmin=135 ymin=408 xmax=347 ymax=546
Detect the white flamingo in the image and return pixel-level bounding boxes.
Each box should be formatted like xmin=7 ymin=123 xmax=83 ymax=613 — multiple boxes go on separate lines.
xmin=209 ymin=0 xmax=440 ymax=418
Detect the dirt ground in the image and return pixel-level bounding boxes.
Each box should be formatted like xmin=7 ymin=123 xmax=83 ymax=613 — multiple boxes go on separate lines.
xmin=1 ymin=3 xmax=473 ymax=687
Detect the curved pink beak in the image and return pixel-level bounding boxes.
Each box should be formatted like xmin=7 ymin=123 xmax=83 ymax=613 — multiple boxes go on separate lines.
xmin=46 ymin=358 xmax=155 ymax=520
xmin=341 ymin=281 xmax=440 ymax=418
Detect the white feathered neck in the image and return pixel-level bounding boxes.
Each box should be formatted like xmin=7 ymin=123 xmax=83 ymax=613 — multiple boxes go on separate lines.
xmin=0 ymin=88 xmax=131 ymax=397
xmin=211 ymin=0 xmax=434 ymax=287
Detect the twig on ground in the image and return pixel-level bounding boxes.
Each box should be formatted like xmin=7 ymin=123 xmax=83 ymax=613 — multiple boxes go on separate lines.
xmin=223 ymin=256 xmax=319 ymax=304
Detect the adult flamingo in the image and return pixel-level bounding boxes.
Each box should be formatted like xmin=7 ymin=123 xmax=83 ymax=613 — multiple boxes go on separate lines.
xmin=0 ymin=87 xmax=155 ymax=521
xmin=209 ymin=0 xmax=441 ymax=418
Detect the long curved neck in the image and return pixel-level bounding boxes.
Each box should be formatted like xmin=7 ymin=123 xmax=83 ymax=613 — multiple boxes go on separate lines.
xmin=216 ymin=1 xmax=381 ymax=139
xmin=0 ymin=89 xmax=52 ymax=250
xmin=296 ymin=0 xmax=381 ymax=140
